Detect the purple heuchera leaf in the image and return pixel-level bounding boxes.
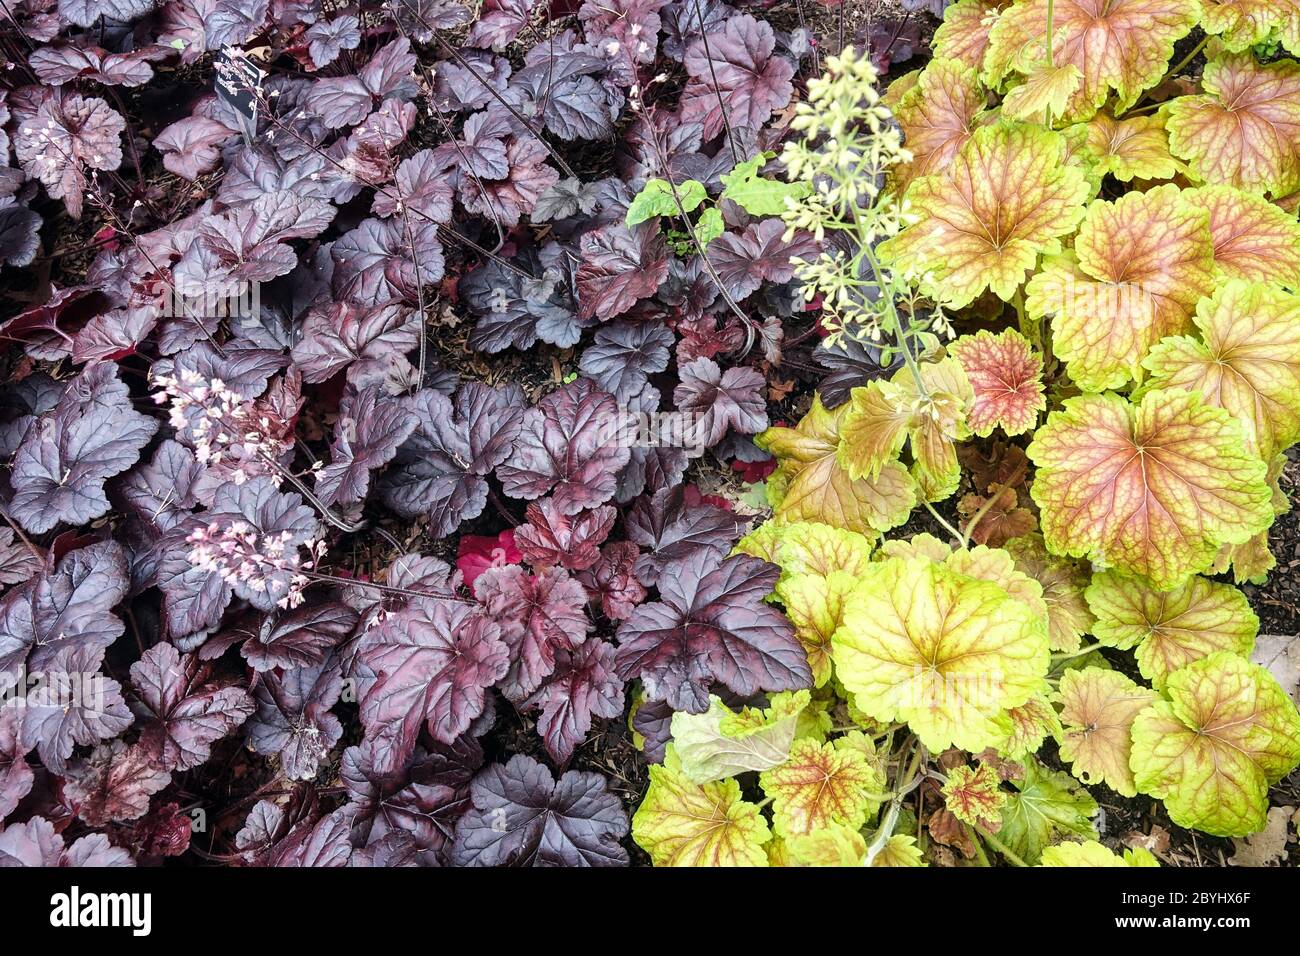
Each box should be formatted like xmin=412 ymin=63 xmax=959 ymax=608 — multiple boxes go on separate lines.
xmin=379 ymin=382 xmax=526 ymax=537
xmin=579 ymin=0 xmax=667 ymax=73
xmin=708 ymin=218 xmax=818 ymax=300
xmin=389 ymin=0 xmax=472 ymax=42
xmin=578 ymin=319 xmax=674 ymax=402
xmin=614 ymin=549 xmax=812 ymax=712
xmin=456 ymin=132 xmax=561 ymax=226
xmin=372 ymin=149 xmax=455 ymax=223
xmin=153 ymin=115 xmax=235 ymax=180
xmin=305 ymin=15 xmax=361 ymax=69
xmin=497 ymin=377 xmax=632 ymax=514
xmin=355 ymin=598 xmax=509 ymax=774
xmin=461 ymin=242 xmax=584 ymax=353
xmin=450 ymin=755 xmax=629 ymax=866
xmin=15 ymin=92 xmax=124 ymax=218
xmin=680 ymin=14 xmax=794 ymax=140
xmin=521 ymin=639 xmax=624 ymax=763
xmin=660 ymin=0 xmax=733 ymax=60
xmin=673 ymin=356 xmax=768 ymax=448
xmin=29 ymin=45 xmax=161 ymax=87
xmin=312 ymin=37 xmax=418 ymax=129
xmin=576 ymin=541 xmax=647 ymax=621
xmin=119 ymin=440 xmax=203 ymax=534
xmin=246 ymin=658 xmax=344 ymax=781
xmin=506 ymin=53 xmax=623 ymax=141
xmin=429 ymin=52 xmax=511 ymax=112
xmin=57 ymin=0 xmax=157 ymax=27
xmin=129 ymin=642 xmax=254 ymax=772
xmin=0 ymin=539 xmax=129 ymax=681
xmin=0 ymin=704 xmax=34 ymax=819
xmin=0 ymin=198 xmax=42 ymax=269
xmin=62 ymin=739 xmax=172 ymax=826
xmin=474 ymin=564 xmax=590 ymax=700
xmin=630 ymin=694 xmax=674 ymax=762
xmin=341 ymin=735 xmax=482 ymax=859
xmin=576 ymin=222 xmax=669 ymax=321
xmin=624 ymin=484 xmax=741 ymax=585
xmin=236 ymin=801 xmax=353 ymax=867
xmin=10 ymin=361 xmax=157 ymax=534
xmin=466 ymin=0 xmax=536 ymax=50
xmin=614 ymin=385 xmax=689 ymax=503
xmin=332 ymin=217 xmax=444 ymax=307
xmin=21 ymin=644 xmax=134 ymax=773
xmin=514 ymin=499 xmax=616 ymax=572
xmin=235 ymin=602 xmax=358 ymax=672
xmin=292 ymin=302 xmax=421 ymax=387
xmin=316 ymin=386 xmax=419 ymax=507
xmin=0 ymin=816 xmax=133 ymax=867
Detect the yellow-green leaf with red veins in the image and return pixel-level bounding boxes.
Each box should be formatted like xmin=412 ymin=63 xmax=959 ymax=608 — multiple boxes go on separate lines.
xmin=759 ymin=736 xmax=885 ymax=837
xmin=879 ymin=123 xmax=1089 ymax=308
xmin=1209 ymin=453 xmax=1290 ymax=585
xmin=779 ymin=822 xmax=866 ymax=866
xmin=1165 ymin=54 xmax=1300 ymax=198
xmin=1002 ymin=64 xmax=1083 ymax=122
xmin=1202 ymin=0 xmax=1300 ymax=54
xmin=942 ymin=763 xmax=1007 ymax=829
xmin=933 ymin=0 xmax=1008 ymax=69
xmin=995 ymin=693 xmax=1062 ymax=758
xmin=833 ymin=556 xmax=1050 ymax=753
xmin=1057 ymin=667 xmax=1158 ymax=797
xmin=1073 ymin=114 xmax=1182 ymax=182
xmin=1142 ymin=281 xmax=1300 ymax=460
xmin=950 ymin=329 xmax=1045 ymax=437
xmin=1039 ymin=840 xmax=1159 ymax=866
xmin=1026 ymin=184 xmax=1215 ymax=392
xmin=757 ymin=396 xmax=917 ymax=537
xmin=1184 ymin=186 xmax=1300 ymax=287
xmin=632 ymin=745 xmax=770 ymax=866
xmin=1086 ymin=570 xmax=1258 ymax=689
xmin=775 ymin=570 xmax=855 ymax=687
xmin=1006 ymin=533 xmax=1094 ymax=652
xmin=892 ymin=58 xmax=990 ymax=195
xmin=984 ymin=0 xmax=1201 ymax=121
xmin=871 ymin=834 xmax=926 ymax=867
xmin=1130 ymin=652 xmax=1300 ymax=837
xmin=839 ymin=357 xmax=973 ymax=502
xmin=943 ymin=545 xmax=1048 ymax=622
xmin=879 ymin=531 xmax=954 ymax=562
xmin=1026 ymin=389 xmax=1273 ymax=589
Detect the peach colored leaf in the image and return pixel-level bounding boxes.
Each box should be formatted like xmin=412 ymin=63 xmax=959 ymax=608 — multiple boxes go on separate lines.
xmin=1075 ymin=113 xmax=1181 ymax=182
xmin=1057 ymin=667 xmax=1158 ymax=797
xmin=1184 ymin=186 xmax=1300 ymax=288
xmin=933 ymin=0 xmax=1008 ymax=68
xmin=891 ymin=58 xmax=989 ymax=194
xmin=950 ymin=328 xmax=1044 ymax=437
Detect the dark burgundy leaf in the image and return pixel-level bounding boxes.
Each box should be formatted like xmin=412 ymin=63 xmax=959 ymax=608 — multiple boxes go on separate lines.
xmin=292 ymin=302 xmax=421 ymax=387
xmin=661 ymin=0 xmax=733 ymax=60
xmin=0 ymin=199 xmax=42 ymax=269
xmin=578 ymin=319 xmax=674 ymax=402
xmin=305 ymin=15 xmax=361 ymax=69
xmin=57 ymin=0 xmax=156 ymax=27
xmin=153 ymin=115 xmax=236 ymax=180
xmin=372 ymin=149 xmax=455 ymax=223
xmin=0 ymin=704 xmax=34 ymax=819
xmin=514 ymin=499 xmax=616 ymax=572
xmin=521 ymin=639 xmax=624 ymax=762
xmin=614 ymin=549 xmax=811 ymax=712
xmin=21 ymin=644 xmax=134 ymax=773
xmin=497 ymin=378 xmax=632 ymax=514
xmin=673 ymin=355 xmax=768 ymax=447
xmin=118 ymin=440 xmax=202 ymax=535
xmin=467 ymin=0 xmax=536 ymax=49
xmin=239 ymin=602 xmax=358 ymax=672
xmin=129 ymin=643 xmax=254 ymax=772
xmin=474 ymin=564 xmax=590 ymax=699
xmin=578 ymin=0 xmax=666 ymax=73
xmin=709 ymin=218 xmax=817 ymax=300
xmin=680 ymin=14 xmax=795 ymax=139
xmin=505 ymin=53 xmax=621 ymax=141
xmin=624 ymin=484 xmax=742 ymax=585
xmin=389 ymin=0 xmax=472 ymax=41
xmin=576 ymin=541 xmax=647 ymax=620
xmin=0 ymin=529 xmax=41 ymax=588
xmin=813 ymin=334 xmax=899 ymax=408
xmin=430 ymin=52 xmax=511 ymax=112
xmin=356 ymin=598 xmax=509 ymax=773
xmin=313 ymin=37 xmax=417 ymax=129
xmin=332 ymin=216 xmax=444 ymax=307
xmin=0 ymin=816 xmax=133 ymax=866
xmin=531 ymin=176 xmax=603 ymax=222
xmin=317 ymin=387 xmax=419 ymax=507
xmin=246 ymin=658 xmax=344 ymax=780
xmin=63 ymin=739 xmax=171 ymax=826
xmin=614 ymin=385 xmax=690 ymax=503
xmin=461 ymin=242 xmax=584 ymax=353
xmin=10 ymin=361 xmax=157 ymax=534
xmin=457 ymin=133 xmax=561 ymax=226
xmin=576 ymin=222 xmax=669 ymax=321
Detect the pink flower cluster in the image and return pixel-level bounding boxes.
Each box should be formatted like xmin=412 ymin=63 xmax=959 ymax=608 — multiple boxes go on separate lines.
xmin=151 ymin=369 xmax=289 ymax=484
xmin=186 ymin=520 xmax=326 ymax=610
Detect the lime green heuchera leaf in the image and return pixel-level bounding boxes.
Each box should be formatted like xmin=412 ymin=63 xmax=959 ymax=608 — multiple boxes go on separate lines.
xmin=1005 ymin=533 xmax=1094 ymax=652
xmin=870 ymin=834 xmax=926 ymax=867
xmin=943 ymin=544 xmax=1048 ymax=622
xmin=833 ymin=556 xmax=1050 ymax=753
xmin=891 ymin=58 xmax=990 ymax=194
xmin=1184 ymin=186 xmax=1300 ymax=287
xmin=1026 ymin=389 xmax=1273 ymax=589
xmin=1025 ymin=184 xmax=1215 ymax=392
xmin=776 ymin=571 xmax=856 ymax=687
xmin=670 ymin=690 xmax=810 ymax=784
xmin=879 ymin=123 xmax=1089 ymax=308
xmin=839 ymin=357 xmax=973 ymax=502
xmin=1202 ymin=1 xmax=1300 ymax=57
xmin=994 ymin=693 xmax=1062 ymax=758
xmin=760 ymin=736 xmax=886 ymax=837
xmin=1209 ymin=453 xmax=1290 ymax=585
xmin=1165 ymin=54 xmax=1300 ymax=198
xmin=942 ymin=763 xmax=1007 ymax=829
xmin=1002 ymin=64 xmax=1083 ymax=122
xmin=933 ymin=0 xmax=1006 ymax=69
xmin=1039 ymin=840 xmax=1160 ymax=867
xmin=1087 ymin=570 xmax=1258 ymax=689
xmin=733 ymin=520 xmax=876 ymax=583
xmin=879 ymin=532 xmax=953 ymax=563
xmin=780 ymin=822 xmax=866 ymax=866
xmin=984 ymin=0 xmax=1200 ymax=121
xmin=1130 ymin=651 xmax=1300 ymax=837
xmin=633 ymin=745 xmax=771 ymax=866
xmin=1142 ymin=280 xmax=1300 ymax=460
xmin=757 ymin=396 xmax=917 ymax=536
xmin=997 ymin=757 xmax=1099 ymax=865
xmin=719 ymin=153 xmax=810 ymax=216
xmin=949 ymin=329 xmax=1044 ymax=437
xmin=626 ymin=178 xmax=706 ymax=225
xmin=1073 ymin=113 xmax=1182 ymax=182
xmin=1057 ymin=667 xmax=1159 ymax=797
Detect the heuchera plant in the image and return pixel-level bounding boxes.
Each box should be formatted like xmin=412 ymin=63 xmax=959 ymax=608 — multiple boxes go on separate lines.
xmin=637 ymin=5 xmax=1300 ymax=868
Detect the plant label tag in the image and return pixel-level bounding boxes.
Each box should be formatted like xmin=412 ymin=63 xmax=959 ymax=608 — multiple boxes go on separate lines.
xmin=215 ymin=47 xmax=265 ymax=144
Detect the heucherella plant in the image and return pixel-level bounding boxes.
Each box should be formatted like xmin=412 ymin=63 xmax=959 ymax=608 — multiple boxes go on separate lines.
xmin=630 ymin=1 xmax=1300 ymax=866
